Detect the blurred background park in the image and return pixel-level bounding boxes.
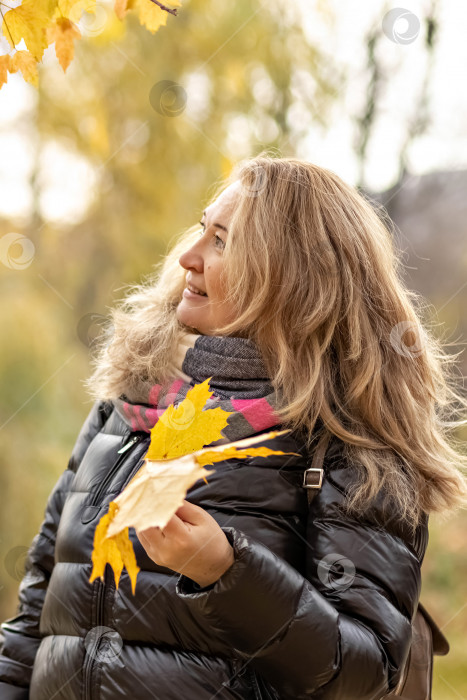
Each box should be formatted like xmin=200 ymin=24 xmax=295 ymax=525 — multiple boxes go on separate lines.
xmin=1 ymin=0 xmax=466 ymax=696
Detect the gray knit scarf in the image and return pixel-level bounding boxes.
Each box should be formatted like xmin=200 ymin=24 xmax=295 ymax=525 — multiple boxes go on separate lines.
xmin=112 ymin=332 xmax=281 ymax=445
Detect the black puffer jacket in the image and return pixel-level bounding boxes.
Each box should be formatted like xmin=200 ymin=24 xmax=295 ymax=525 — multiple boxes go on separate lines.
xmin=0 ymin=399 xmax=428 ymax=699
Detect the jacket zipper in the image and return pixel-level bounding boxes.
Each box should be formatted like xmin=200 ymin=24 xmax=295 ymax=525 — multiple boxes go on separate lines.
xmin=246 ymin=667 xmax=263 ymax=700
xmin=83 ymin=431 xmax=147 ymax=699
xmin=119 ymin=449 xmax=148 ymax=491
xmin=84 ymin=575 xmax=107 ymax=700
xmin=89 ymin=433 xmax=143 ymax=507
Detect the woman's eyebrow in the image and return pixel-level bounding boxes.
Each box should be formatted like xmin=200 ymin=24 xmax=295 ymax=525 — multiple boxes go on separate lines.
xmin=202 ymin=210 xmax=228 ymax=233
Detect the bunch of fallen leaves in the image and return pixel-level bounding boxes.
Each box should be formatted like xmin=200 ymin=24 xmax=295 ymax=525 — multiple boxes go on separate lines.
xmin=0 ymin=0 xmax=181 ymax=90
xmin=89 ymin=377 xmax=297 ymax=595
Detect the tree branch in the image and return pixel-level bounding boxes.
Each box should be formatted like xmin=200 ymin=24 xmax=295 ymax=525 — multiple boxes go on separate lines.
xmin=148 ymin=0 xmax=178 ymax=16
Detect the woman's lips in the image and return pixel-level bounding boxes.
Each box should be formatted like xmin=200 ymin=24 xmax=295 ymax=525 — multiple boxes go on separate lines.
xmin=183 ymin=287 xmax=209 ymax=300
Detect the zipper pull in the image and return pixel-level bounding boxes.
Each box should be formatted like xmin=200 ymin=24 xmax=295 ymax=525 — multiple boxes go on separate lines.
xmin=117 ymin=434 xmax=140 ymax=454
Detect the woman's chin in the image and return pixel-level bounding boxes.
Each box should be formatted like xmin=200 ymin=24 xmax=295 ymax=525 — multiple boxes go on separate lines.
xmin=176 ymin=305 xmax=205 ymax=334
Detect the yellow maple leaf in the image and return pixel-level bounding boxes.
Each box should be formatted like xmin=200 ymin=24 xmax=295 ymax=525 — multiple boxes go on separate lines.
xmin=132 ymin=0 xmax=180 ymax=34
xmin=106 ymin=456 xmax=216 ymax=537
xmin=47 ymin=17 xmax=81 ymax=71
xmin=146 ymin=377 xmax=234 ymax=461
xmin=196 ymin=443 xmax=292 ymax=467
xmin=106 ymin=429 xmax=295 ymax=539
xmin=1 ymin=0 xmax=50 ymax=61
xmin=9 ymin=50 xmax=39 ymax=87
xmin=58 ymin=0 xmax=97 ymax=21
xmin=34 ymin=0 xmax=59 ymax=16
xmin=114 ymin=0 xmax=134 ymax=21
xmin=0 ymin=55 xmax=11 ymax=90
xmin=89 ymin=379 xmax=299 ymax=594
xmin=89 ymin=501 xmax=141 ymax=594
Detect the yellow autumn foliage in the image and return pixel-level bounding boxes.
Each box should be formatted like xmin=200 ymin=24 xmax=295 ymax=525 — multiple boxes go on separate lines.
xmin=89 ymin=501 xmax=141 ymax=595
xmin=0 ymin=0 xmax=181 ymax=90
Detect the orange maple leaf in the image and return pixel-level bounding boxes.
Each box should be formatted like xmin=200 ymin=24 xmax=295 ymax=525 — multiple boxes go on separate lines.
xmin=0 ymin=55 xmax=11 ymax=90
xmin=0 ymin=50 xmax=39 ymax=88
xmin=46 ymin=17 xmax=81 ymax=72
xmin=9 ymin=50 xmax=39 ymax=86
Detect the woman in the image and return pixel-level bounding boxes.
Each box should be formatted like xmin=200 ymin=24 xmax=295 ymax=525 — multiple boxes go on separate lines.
xmin=1 ymin=155 xmax=466 ymax=699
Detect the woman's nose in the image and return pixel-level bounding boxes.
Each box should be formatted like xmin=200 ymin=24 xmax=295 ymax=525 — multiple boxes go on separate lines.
xmin=179 ymin=243 xmax=204 ymax=271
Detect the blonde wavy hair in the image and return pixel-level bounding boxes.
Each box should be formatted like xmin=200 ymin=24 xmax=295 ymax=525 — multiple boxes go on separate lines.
xmin=84 ymin=153 xmax=467 ymax=536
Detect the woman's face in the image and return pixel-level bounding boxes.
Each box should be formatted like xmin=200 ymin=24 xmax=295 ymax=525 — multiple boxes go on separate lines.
xmin=176 ymin=181 xmax=240 ymax=336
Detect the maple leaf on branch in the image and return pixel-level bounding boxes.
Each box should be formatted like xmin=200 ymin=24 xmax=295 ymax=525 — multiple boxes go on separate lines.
xmin=0 ymin=49 xmax=38 ymax=89
xmin=147 ymin=0 xmax=179 ymax=17
xmin=1 ymin=0 xmax=50 ymax=61
xmin=89 ymin=378 xmax=300 ymax=595
xmin=46 ymin=17 xmax=81 ymax=71
xmin=0 ymin=0 xmax=181 ymax=90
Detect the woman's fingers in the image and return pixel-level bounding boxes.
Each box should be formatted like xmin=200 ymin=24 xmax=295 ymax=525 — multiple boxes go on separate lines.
xmin=137 ymin=525 xmax=164 ymax=544
xmin=174 ymin=500 xmax=204 ymax=525
xmin=138 ymin=502 xmax=203 ymax=545
xmin=160 ymin=513 xmax=191 ymax=538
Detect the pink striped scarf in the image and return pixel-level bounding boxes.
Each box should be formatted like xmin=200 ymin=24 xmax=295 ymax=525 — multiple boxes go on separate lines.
xmin=112 ymin=332 xmax=281 ymax=446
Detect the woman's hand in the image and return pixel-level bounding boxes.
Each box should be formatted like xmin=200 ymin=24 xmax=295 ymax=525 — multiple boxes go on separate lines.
xmin=135 ymin=500 xmax=235 ymax=588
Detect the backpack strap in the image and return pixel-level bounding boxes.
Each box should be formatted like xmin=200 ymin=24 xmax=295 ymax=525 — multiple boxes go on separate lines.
xmin=303 ymin=430 xmax=331 ymax=504
xmin=303 ymin=467 xmax=324 ymax=504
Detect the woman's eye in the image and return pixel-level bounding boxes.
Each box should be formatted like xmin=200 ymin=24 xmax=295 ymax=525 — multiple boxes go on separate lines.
xmin=198 ymin=222 xmax=225 ymax=250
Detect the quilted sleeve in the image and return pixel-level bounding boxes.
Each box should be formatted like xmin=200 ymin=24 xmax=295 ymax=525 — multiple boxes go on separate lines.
xmin=0 ymin=399 xmax=112 ymax=698
xmin=176 ymin=461 xmax=427 ymax=700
